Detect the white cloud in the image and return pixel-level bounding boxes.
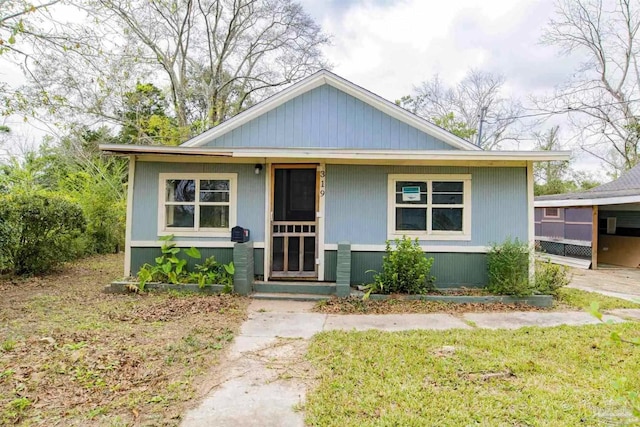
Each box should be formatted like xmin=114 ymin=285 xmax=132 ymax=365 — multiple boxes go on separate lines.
xmin=302 ymin=0 xmax=579 ymax=100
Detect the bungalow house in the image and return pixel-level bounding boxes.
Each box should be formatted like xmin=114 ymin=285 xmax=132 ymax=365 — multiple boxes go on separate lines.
xmin=100 ymin=70 xmax=569 ymax=296
xmin=535 ymin=164 xmax=640 ymax=269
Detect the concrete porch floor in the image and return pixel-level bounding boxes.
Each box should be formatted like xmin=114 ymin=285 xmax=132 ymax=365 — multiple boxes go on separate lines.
xmin=569 ymin=265 xmax=640 ymax=302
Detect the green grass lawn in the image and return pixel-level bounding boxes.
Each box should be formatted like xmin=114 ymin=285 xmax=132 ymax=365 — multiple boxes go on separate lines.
xmin=557 ymin=288 xmax=640 ymax=310
xmin=306 ymin=323 xmax=640 ymax=426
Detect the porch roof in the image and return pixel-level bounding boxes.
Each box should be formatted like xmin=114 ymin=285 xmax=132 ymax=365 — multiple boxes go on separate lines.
xmin=99 ymin=144 xmax=570 ymax=165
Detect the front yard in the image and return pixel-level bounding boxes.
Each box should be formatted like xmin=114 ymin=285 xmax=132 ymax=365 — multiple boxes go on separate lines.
xmin=0 ymin=254 xmax=248 ymax=425
xmin=306 ymin=322 xmax=640 ymax=426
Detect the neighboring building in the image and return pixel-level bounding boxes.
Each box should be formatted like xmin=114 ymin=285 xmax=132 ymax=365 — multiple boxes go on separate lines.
xmin=535 ymin=164 xmax=640 ymax=269
xmin=100 ymin=70 xmax=568 ymax=294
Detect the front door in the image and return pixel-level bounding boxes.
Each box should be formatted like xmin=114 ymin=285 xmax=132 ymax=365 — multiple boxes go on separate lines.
xmin=270 ymin=166 xmax=318 ymax=279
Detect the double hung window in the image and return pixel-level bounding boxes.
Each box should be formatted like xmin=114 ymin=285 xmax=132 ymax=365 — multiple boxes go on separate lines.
xmin=158 ymin=173 xmax=237 ymax=236
xmin=388 ymin=174 xmax=471 ymax=240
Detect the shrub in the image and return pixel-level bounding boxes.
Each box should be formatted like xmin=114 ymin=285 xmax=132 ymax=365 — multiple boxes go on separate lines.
xmin=367 ymin=236 xmax=435 ymax=295
xmin=486 ymin=238 xmax=533 ymax=297
xmin=0 ymin=216 xmax=15 ymax=273
xmin=61 ymin=165 xmax=126 ymax=254
xmin=535 ymin=259 xmax=571 ymax=296
xmin=0 ymin=192 xmax=86 ymax=275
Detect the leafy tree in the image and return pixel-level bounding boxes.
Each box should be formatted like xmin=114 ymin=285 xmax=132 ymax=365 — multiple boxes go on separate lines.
xmin=0 ymin=127 xmax=128 ymax=256
xmin=119 ymin=83 xmax=183 ymax=145
xmin=541 ymin=0 xmax=640 ymax=173
xmin=533 ymin=126 xmax=601 ymax=195
xmin=431 ymin=112 xmax=477 ymax=140
xmin=398 ymin=70 xmax=523 ymax=149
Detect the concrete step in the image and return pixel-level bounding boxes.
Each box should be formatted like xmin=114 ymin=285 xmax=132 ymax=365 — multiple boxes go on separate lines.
xmin=253 ymin=281 xmax=336 ymax=295
xmin=251 ymin=292 xmax=332 ymax=302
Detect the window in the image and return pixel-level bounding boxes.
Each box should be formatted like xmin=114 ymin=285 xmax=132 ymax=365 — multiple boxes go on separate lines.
xmin=388 ymin=174 xmax=471 ymax=240
xmin=544 ymin=207 xmax=559 ymax=218
xmin=158 ymin=173 xmax=237 ymax=236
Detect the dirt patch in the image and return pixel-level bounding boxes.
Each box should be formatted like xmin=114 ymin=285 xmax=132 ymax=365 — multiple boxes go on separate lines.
xmin=314 ymin=296 xmax=551 ymax=315
xmin=0 ymin=254 xmax=249 ymax=426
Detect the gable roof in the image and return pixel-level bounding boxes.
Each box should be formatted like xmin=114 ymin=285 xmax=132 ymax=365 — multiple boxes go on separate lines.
xmin=535 ymin=164 xmax=640 ymax=207
xmin=180 ymin=69 xmax=482 ymax=151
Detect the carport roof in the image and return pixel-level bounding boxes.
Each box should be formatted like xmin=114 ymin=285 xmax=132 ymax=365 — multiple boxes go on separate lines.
xmin=535 ymin=164 xmax=640 ymax=207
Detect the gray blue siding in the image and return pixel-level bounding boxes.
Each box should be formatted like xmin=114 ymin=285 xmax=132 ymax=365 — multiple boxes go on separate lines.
xmin=131 ymin=161 xmax=265 ymax=242
xmin=205 ymin=85 xmax=456 ymax=150
xmin=325 ymin=165 xmax=528 ymax=246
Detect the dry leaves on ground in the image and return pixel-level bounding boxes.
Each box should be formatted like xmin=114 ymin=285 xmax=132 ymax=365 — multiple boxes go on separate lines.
xmin=0 ymin=254 xmax=248 ymax=426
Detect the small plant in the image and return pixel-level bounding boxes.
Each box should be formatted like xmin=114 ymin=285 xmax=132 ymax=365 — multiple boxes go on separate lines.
xmin=366 ymin=236 xmax=435 ymax=296
xmin=486 ymin=238 xmax=533 ymax=297
xmin=135 ymin=237 xmax=234 ymax=292
xmin=535 ymin=259 xmax=571 ymax=296
xmin=1 ymin=339 xmax=16 ymax=352
xmin=135 ymin=235 xmax=202 ymax=290
xmin=191 ymin=256 xmax=235 ymax=292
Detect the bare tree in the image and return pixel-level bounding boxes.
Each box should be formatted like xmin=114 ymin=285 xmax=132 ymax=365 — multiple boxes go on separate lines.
xmin=541 ymin=0 xmax=640 ymax=172
xmin=533 ymin=126 xmax=570 ymax=183
xmin=0 ymin=0 xmax=60 ymax=55
xmin=21 ymin=0 xmax=329 ymax=139
xmin=400 ymin=69 xmax=523 ymax=150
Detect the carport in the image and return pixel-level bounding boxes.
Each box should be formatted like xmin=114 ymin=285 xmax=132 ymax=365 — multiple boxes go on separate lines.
xmin=535 ymin=164 xmax=640 ymax=269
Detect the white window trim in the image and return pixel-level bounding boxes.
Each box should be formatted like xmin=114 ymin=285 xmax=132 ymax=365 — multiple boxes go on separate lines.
xmin=387 ymin=174 xmax=472 ymax=241
xmin=158 ymin=173 xmax=237 ymax=237
xmin=544 ymin=207 xmax=560 ymax=218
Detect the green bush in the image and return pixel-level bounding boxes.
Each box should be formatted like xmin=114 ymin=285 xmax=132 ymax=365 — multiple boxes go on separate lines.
xmin=0 ymin=193 xmax=86 ymax=275
xmin=61 ymin=165 xmax=126 ymax=254
xmin=367 ymin=237 xmax=435 ymax=295
xmin=535 ymin=259 xmax=571 ymax=296
xmin=486 ymin=238 xmax=533 ymax=297
xmin=0 ymin=216 xmax=15 ymax=273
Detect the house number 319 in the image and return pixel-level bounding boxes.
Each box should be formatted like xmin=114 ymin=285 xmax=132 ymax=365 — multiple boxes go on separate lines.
xmin=319 ymin=170 xmax=326 ymax=197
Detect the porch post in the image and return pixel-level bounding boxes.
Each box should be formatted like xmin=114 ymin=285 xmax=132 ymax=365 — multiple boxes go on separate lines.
xmin=336 ymin=241 xmax=351 ymax=297
xmin=233 ymin=241 xmax=254 ymax=295
xmin=591 ymin=205 xmax=598 ymax=270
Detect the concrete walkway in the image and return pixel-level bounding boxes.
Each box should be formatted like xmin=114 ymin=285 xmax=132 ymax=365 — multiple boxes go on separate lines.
xmin=181 ymin=300 xmax=639 ymax=427
xmin=569 ymin=266 xmax=640 ymax=302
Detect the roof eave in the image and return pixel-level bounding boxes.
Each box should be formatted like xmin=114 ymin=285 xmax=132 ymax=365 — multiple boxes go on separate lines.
xmin=99 ymin=144 xmax=570 ymax=162
xmin=535 ymin=194 xmax=640 ymax=207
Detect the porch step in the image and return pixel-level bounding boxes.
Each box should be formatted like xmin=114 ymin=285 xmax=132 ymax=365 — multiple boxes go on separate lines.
xmin=251 ymin=292 xmax=332 ymax=302
xmin=253 ymin=281 xmax=336 ymax=295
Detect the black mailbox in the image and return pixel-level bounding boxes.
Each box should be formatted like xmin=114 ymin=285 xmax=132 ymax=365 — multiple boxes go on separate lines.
xmin=231 ymin=226 xmax=250 ymax=243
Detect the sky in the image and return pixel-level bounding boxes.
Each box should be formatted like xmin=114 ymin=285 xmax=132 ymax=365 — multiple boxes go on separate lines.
xmin=300 ymin=0 xmax=577 ymax=100
xmin=297 ymin=0 xmax=599 ymax=174
xmin=2 ymin=0 xmax=601 ymax=175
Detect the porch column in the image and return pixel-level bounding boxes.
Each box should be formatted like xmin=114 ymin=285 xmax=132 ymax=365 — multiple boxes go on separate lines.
xmin=336 ymin=241 xmax=351 ymax=297
xmin=233 ymin=241 xmax=254 ymax=295
xmin=591 ymin=205 xmax=598 ymax=270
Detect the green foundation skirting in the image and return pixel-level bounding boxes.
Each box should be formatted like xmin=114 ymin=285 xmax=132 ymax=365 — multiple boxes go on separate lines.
xmin=325 ymin=250 xmax=489 ymax=287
